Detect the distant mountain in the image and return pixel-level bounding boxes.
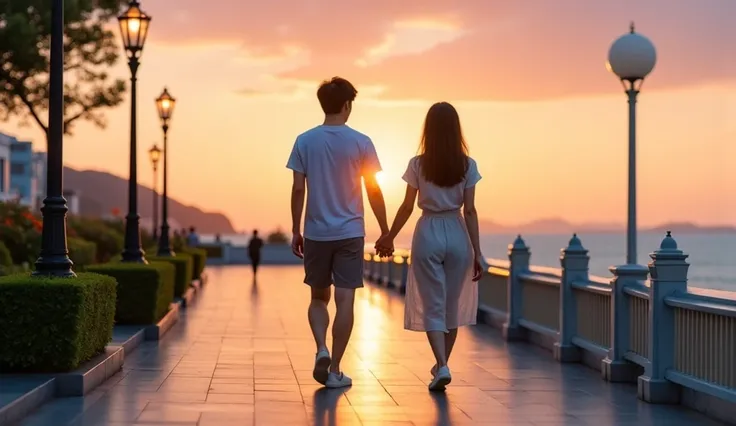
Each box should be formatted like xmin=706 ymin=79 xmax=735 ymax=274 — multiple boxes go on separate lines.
xmin=479 ymin=218 xmax=736 ymax=235
xmin=63 ymin=167 xmax=235 ymax=234
xmin=643 ymin=222 xmax=736 ymax=234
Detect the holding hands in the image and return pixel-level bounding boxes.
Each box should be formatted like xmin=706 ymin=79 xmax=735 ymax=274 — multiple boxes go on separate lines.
xmin=375 ymin=234 xmax=394 ymax=258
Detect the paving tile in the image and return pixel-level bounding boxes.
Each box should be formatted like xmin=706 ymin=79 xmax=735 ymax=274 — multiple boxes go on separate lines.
xmin=10 ymin=266 xmax=732 ymax=426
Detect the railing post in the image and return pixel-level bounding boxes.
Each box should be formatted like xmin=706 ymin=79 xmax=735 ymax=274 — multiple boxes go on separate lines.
xmin=370 ymin=253 xmax=380 ymax=282
xmin=502 ymin=235 xmax=529 ymax=341
xmin=222 ymin=242 xmax=232 ymax=264
xmin=638 ymin=231 xmax=688 ymax=404
xmin=400 ymin=256 xmax=409 ymax=295
xmin=554 ymin=234 xmax=588 ymax=363
xmin=387 ymin=257 xmax=396 ymax=289
xmin=363 ymin=252 xmax=372 ymax=278
xmin=602 ymin=263 xmax=648 ymax=382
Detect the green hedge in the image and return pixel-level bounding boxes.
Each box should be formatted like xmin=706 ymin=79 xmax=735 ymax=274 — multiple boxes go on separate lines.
xmin=0 ymin=273 xmax=117 ymax=372
xmin=184 ymin=248 xmax=207 ymax=279
xmin=201 ymin=244 xmax=223 ymax=258
xmin=67 ymin=218 xmax=123 ymax=263
xmin=68 ymin=238 xmax=97 ymax=271
xmin=87 ymin=262 xmax=175 ymax=325
xmin=0 ymin=242 xmax=11 ymax=276
xmin=147 ymin=253 xmax=193 ymax=298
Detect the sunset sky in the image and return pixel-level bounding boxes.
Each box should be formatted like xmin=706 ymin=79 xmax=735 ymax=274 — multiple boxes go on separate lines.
xmin=3 ymin=0 xmax=736 ymax=235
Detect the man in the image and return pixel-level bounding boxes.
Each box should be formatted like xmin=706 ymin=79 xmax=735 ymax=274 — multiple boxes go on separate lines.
xmin=186 ymin=226 xmax=200 ymax=247
xmin=287 ymin=77 xmax=390 ymax=388
xmin=248 ymin=229 xmax=264 ymax=277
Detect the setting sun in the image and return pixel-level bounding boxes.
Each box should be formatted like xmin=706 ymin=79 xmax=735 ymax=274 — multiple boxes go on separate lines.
xmin=375 ymin=171 xmax=386 ymax=186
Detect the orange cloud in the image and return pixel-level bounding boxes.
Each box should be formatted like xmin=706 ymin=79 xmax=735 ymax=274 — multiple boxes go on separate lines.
xmin=145 ymin=0 xmax=736 ymax=101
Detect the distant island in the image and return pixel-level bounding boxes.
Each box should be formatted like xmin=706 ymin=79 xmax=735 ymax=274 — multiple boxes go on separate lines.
xmin=478 ymin=218 xmax=736 ymax=235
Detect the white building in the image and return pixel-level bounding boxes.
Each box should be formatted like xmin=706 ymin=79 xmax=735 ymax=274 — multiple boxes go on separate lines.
xmin=0 ymin=133 xmax=12 ymax=201
xmin=1 ymin=131 xmax=81 ymax=215
xmin=0 ymin=131 xmax=46 ymax=210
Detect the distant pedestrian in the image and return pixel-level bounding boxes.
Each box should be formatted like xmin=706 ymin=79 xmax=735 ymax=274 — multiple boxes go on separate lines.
xmin=248 ymin=230 xmax=264 ymax=277
xmin=187 ymin=226 xmax=200 ymax=247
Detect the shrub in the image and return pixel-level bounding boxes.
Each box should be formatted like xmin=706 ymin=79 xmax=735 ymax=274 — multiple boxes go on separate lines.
xmin=0 ymin=202 xmax=42 ymax=264
xmin=0 ymin=241 xmax=11 ymax=268
xmin=68 ymin=238 xmax=97 ymax=271
xmin=0 ymin=273 xmax=117 ymax=372
xmin=172 ymin=233 xmax=186 ymax=252
xmin=67 ymin=217 xmax=123 ymax=263
xmin=184 ymin=247 xmax=207 ymax=279
xmin=88 ymin=262 xmax=175 ymax=325
xmin=147 ymin=253 xmax=193 ymax=298
xmin=0 ymin=242 xmax=11 ymax=277
xmin=267 ymin=229 xmax=289 ymax=244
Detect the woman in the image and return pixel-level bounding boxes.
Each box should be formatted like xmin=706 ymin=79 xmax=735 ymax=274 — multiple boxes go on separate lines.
xmin=376 ymin=102 xmax=483 ymax=391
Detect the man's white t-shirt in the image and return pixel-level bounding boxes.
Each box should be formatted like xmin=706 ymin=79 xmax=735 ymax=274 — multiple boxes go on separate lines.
xmin=286 ymin=125 xmax=381 ymax=242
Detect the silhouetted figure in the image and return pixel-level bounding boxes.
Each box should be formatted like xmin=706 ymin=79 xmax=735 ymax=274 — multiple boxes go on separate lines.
xmin=187 ymin=226 xmax=200 ymax=247
xmin=215 ymin=233 xmax=221 ymax=243
xmin=248 ymin=229 xmax=264 ymax=276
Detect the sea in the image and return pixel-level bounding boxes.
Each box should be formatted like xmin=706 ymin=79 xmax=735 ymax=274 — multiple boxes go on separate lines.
xmin=201 ymin=232 xmax=736 ymax=294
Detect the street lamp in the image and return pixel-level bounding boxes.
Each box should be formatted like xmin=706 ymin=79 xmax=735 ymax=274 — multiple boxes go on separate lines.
xmin=155 ymin=87 xmax=176 ymax=256
xmin=34 ymin=0 xmax=74 ymax=277
xmin=148 ymin=144 xmax=161 ymax=240
xmin=607 ymin=22 xmax=656 ymax=265
xmin=118 ymin=0 xmax=151 ymax=263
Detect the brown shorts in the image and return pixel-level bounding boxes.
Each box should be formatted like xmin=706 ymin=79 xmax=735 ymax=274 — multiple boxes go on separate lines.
xmin=303 ymin=237 xmax=365 ymax=289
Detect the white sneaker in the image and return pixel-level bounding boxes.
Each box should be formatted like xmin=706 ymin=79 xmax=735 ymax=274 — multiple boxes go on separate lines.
xmin=325 ymin=371 xmax=352 ymax=388
xmin=429 ymin=366 xmax=451 ymax=391
xmin=313 ymin=349 xmax=331 ymax=385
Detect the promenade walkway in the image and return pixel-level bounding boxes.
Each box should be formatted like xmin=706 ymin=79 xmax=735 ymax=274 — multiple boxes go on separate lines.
xmin=14 ymin=266 xmax=727 ymax=426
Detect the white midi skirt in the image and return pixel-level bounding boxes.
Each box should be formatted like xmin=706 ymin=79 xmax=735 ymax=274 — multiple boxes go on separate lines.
xmin=404 ymin=210 xmax=478 ymax=332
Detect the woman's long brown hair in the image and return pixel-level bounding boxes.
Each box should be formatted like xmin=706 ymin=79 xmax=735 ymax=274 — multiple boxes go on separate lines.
xmin=418 ymin=102 xmax=469 ymax=187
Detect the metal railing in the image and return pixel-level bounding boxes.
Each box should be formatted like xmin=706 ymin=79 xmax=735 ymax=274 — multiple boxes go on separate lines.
xmin=362 ymin=232 xmax=736 ymax=421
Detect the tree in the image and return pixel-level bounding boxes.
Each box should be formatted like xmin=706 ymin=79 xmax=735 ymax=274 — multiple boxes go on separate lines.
xmin=267 ymin=229 xmax=289 ymax=245
xmin=0 ymin=0 xmax=126 ymax=142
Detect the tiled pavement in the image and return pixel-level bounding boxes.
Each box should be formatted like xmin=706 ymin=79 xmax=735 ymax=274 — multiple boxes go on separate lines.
xmin=13 ymin=266 xmax=728 ymax=426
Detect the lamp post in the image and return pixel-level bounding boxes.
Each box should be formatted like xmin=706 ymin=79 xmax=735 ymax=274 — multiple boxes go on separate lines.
xmin=155 ymin=88 xmax=176 ymax=257
xmin=148 ymin=144 xmax=161 ymax=240
xmin=33 ymin=0 xmax=74 ymax=277
xmin=118 ymin=0 xmax=151 ymax=263
xmin=607 ymin=23 xmax=656 ymax=265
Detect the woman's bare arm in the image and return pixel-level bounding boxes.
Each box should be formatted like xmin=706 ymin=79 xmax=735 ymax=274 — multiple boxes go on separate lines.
xmin=387 ymin=184 xmax=418 ymax=240
xmin=463 ymin=186 xmax=482 ymax=260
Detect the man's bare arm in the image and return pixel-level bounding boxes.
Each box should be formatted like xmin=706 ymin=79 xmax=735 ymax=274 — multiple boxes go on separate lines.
xmin=291 ymin=171 xmax=306 ymax=234
xmin=363 ymin=173 xmax=389 ymax=235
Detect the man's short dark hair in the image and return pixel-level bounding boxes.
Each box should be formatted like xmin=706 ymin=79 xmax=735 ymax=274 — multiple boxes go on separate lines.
xmin=317 ymin=77 xmax=357 ymax=115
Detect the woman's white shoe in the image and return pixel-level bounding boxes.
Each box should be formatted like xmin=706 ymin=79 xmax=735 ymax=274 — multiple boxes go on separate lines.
xmin=325 ymin=372 xmax=352 ymax=388
xmin=429 ymin=366 xmax=451 ymax=391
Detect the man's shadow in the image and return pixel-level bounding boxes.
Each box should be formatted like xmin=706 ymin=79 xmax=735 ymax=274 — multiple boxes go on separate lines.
xmin=310 ymin=388 xmax=349 ymax=426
